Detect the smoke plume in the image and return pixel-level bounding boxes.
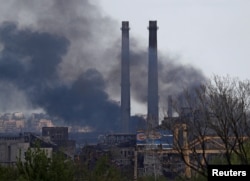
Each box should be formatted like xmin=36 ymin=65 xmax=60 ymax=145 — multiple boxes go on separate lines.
xmin=0 ymin=0 xmax=206 ymax=132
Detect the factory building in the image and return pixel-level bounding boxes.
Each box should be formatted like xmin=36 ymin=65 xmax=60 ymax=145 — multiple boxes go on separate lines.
xmin=42 ymin=127 xmax=76 ymax=157
xmin=0 ymin=127 xmax=76 ymax=166
xmin=0 ymin=133 xmax=29 ymax=166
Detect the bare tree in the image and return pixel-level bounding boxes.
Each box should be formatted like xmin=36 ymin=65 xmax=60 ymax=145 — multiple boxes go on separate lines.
xmin=163 ymin=75 xmax=250 ymax=179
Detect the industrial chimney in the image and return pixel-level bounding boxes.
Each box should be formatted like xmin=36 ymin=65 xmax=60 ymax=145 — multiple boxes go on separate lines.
xmin=147 ymin=20 xmax=159 ymax=128
xmin=120 ymin=21 xmax=130 ymax=133
xmin=167 ymin=95 xmax=173 ymax=118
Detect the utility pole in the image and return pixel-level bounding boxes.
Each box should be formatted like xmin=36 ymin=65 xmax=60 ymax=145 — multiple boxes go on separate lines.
xmin=134 ymin=150 xmax=138 ymax=181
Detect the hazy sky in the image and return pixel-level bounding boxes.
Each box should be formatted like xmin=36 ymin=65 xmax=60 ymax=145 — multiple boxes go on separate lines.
xmin=0 ymin=0 xmax=249 ymax=125
xmin=99 ymin=0 xmax=250 ymax=80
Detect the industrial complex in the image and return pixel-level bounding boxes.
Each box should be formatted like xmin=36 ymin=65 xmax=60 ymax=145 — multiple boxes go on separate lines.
xmin=0 ymin=20 xmax=247 ymax=180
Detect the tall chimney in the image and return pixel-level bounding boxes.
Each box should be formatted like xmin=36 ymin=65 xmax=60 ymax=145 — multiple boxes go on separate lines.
xmin=168 ymin=95 xmax=173 ymax=118
xmin=147 ymin=20 xmax=159 ymax=128
xmin=120 ymin=21 xmax=130 ymax=133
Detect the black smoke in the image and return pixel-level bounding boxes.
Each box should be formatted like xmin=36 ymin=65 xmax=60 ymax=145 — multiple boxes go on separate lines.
xmin=108 ymin=42 xmax=207 ymax=109
xmin=36 ymin=69 xmax=121 ymax=131
xmin=0 ymin=22 xmax=122 ymax=132
xmin=0 ymin=0 xmax=207 ymax=132
xmin=0 ymin=22 xmax=68 ymax=88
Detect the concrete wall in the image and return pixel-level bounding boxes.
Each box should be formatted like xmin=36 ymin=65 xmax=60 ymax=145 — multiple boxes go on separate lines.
xmin=0 ymin=140 xmax=29 ymax=166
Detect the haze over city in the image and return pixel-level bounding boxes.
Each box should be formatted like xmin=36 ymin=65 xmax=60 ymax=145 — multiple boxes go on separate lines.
xmin=0 ymin=0 xmax=249 ymax=131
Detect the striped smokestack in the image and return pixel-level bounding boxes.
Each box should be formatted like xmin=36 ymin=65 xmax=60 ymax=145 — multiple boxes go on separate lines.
xmin=147 ymin=20 xmax=159 ymax=128
xmin=120 ymin=21 xmax=130 ymax=133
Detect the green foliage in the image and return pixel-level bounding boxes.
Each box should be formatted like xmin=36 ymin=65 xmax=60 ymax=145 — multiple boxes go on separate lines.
xmin=2 ymin=143 xmax=128 ymax=181
xmin=137 ymin=175 xmax=168 ymax=181
xmin=90 ymin=156 xmax=119 ymax=181
xmin=188 ymin=174 xmax=207 ymax=181
xmin=16 ymin=143 xmax=74 ymax=181
xmin=0 ymin=165 xmax=19 ymax=181
xmin=172 ymin=174 xmax=207 ymax=181
xmin=16 ymin=146 xmax=50 ymax=180
xmin=82 ymin=155 xmax=126 ymax=181
xmin=47 ymin=152 xmax=74 ymax=181
xmin=209 ymin=141 xmax=250 ymax=165
xmin=231 ymin=141 xmax=250 ymax=164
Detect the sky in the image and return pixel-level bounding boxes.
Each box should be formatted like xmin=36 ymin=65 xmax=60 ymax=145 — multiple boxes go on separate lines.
xmin=99 ymin=0 xmax=250 ymax=80
xmin=0 ymin=0 xmax=249 ymax=130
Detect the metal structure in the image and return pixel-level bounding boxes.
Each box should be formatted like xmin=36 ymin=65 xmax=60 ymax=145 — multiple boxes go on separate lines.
xmin=147 ymin=21 xmax=159 ymax=128
xmin=121 ymin=21 xmax=131 ymax=133
xmin=134 ymin=121 xmax=249 ymax=180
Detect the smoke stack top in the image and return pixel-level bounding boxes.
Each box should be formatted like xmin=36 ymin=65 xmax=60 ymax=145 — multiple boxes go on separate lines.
xmin=121 ymin=21 xmax=130 ymax=30
xmin=148 ymin=21 xmax=158 ymax=48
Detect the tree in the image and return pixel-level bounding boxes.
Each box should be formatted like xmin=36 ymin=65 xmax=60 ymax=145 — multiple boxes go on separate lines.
xmin=16 ymin=143 xmax=74 ymax=181
xmin=163 ymin=75 xmax=250 ymax=179
xmin=0 ymin=164 xmax=19 ymax=181
xmin=47 ymin=152 xmax=74 ymax=181
xmin=75 ymin=145 xmax=128 ymax=181
xmin=137 ymin=175 xmax=169 ymax=181
xmin=89 ymin=155 xmax=124 ymax=181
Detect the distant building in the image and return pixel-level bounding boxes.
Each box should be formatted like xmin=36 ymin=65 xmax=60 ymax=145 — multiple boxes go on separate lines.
xmin=100 ymin=133 xmax=136 ymax=176
xmin=13 ymin=112 xmax=25 ymax=120
xmin=29 ymin=113 xmax=54 ymax=132
xmin=0 ymin=133 xmax=29 ymax=166
xmin=0 ymin=128 xmax=76 ymax=166
xmin=42 ymin=127 xmax=76 ymax=157
xmin=0 ymin=112 xmax=25 ymax=133
xmin=42 ymin=127 xmax=69 ymax=144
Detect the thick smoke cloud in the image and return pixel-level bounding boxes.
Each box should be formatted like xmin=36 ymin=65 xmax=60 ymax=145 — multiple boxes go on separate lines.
xmin=36 ymin=69 xmax=120 ymax=131
xmin=0 ymin=22 xmax=68 ymax=87
xmin=0 ymin=0 xmax=122 ymax=132
xmin=0 ymin=0 xmax=207 ymax=132
xmin=0 ymin=21 xmax=121 ymax=132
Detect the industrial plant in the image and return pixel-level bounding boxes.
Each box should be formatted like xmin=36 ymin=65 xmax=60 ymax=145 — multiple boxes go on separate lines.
xmin=0 ymin=20 xmax=247 ymax=180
